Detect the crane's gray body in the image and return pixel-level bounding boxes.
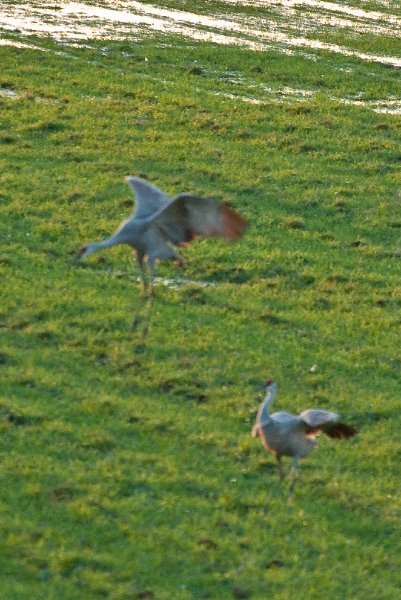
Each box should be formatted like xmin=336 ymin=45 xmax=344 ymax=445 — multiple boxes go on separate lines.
xmin=258 ymin=411 xmax=317 ymax=458
xmin=110 ymin=216 xmax=180 ymax=263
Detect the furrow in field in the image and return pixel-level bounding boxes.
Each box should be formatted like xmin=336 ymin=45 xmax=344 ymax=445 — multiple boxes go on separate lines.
xmin=1 ymin=1 xmax=401 ymax=67
xmin=1 ymin=35 xmax=400 ymax=114
xmin=222 ymin=0 xmax=401 ymax=23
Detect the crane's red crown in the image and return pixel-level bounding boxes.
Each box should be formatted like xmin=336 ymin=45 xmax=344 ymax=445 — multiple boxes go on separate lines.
xmin=264 ymin=379 xmax=274 ymax=387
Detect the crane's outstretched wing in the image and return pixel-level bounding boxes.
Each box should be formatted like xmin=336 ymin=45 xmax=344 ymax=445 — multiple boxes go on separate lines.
xmin=126 ymin=176 xmax=171 ymax=220
xmin=150 ymin=193 xmax=247 ymax=246
xmin=300 ymin=409 xmax=356 ymax=439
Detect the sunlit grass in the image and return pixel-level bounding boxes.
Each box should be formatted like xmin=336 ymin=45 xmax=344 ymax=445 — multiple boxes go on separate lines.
xmin=1 ymin=11 xmax=400 ymax=599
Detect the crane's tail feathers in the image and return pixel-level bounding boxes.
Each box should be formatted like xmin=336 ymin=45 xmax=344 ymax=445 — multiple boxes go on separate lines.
xmin=220 ymin=205 xmax=248 ymax=240
xmin=325 ymin=422 xmax=357 ymax=439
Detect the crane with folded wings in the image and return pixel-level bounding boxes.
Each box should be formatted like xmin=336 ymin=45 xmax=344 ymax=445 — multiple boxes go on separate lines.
xmin=252 ymin=380 xmax=357 ymax=500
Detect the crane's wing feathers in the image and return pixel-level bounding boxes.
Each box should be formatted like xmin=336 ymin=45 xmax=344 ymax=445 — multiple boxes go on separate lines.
xmin=321 ymin=422 xmax=357 ymax=439
xmin=126 ymin=176 xmax=171 ymax=220
xmin=300 ymin=409 xmax=356 ymax=439
xmin=299 ymin=409 xmax=339 ymax=427
xmin=151 ymin=194 xmax=247 ymax=245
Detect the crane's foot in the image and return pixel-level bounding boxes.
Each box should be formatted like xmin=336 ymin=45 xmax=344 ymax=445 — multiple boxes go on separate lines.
xmin=287 ymin=468 xmax=298 ymax=505
xmin=131 ymin=293 xmax=154 ymax=340
xmin=131 ymin=316 xmax=141 ymax=331
xmin=134 ymin=342 xmax=146 ymax=354
xmin=276 ymin=456 xmax=286 ymax=483
xmin=131 ymin=316 xmax=150 ymax=340
xmin=174 ymin=258 xmax=187 ymax=269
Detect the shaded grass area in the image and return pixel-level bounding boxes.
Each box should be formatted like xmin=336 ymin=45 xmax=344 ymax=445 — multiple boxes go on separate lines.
xmin=1 ymin=27 xmax=401 ymax=600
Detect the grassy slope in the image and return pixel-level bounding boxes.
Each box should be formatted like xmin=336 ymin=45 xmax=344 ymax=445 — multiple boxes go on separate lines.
xmin=1 ymin=20 xmax=401 ymax=600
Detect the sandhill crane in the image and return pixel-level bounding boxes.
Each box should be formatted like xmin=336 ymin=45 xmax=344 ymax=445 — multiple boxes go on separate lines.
xmin=252 ymin=380 xmax=356 ymax=500
xmin=76 ymin=176 xmax=247 ymax=335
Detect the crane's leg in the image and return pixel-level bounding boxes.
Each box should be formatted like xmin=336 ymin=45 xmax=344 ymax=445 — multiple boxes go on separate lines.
xmin=173 ymin=251 xmax=186 ymax=270
xmin=136 ymin=247 xmax=183 ymax=337
xmin=276 ymin=455 xmax=286 ymax=482
xmin=288 ymin=457 xmax=299 ymax=504
xmin=132 ymin=251 xmax=151 ymax=332
xmin=136 ymin=257 xmax=157 ymax=339
xmin=264 ymin=455 xmax=285 ymax=504
xmin=131 ymin=247 xmax=184 ymax=336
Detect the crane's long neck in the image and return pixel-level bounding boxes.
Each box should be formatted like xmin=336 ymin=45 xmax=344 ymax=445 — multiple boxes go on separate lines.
xmin=82 ymin=234 xmax=125 ymax=257
xmin=257 ymin=383 xmax=278 ymax=425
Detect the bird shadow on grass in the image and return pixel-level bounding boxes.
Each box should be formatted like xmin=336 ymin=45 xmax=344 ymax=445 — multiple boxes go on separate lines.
xmin=177 ymin=286 xmax=242 ymax=314
xmin=152 ymin=377 xmax=209 ymax=404
xmin=201 ymin=266 xmax=253 ymax=284
xmin=258 ymin=312 xmax=291 ymax=326
xmin=253 ymin=461 xmax=322 ymax=508
xmin=352 ymin=408 xmax=398 ymax=428
xmin=5 ymin=412 xmax=48 ymax=427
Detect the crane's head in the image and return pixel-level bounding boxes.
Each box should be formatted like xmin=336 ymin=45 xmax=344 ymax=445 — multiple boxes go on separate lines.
xmin=71 ymin=244 xmax=93 ymax=264
xmin=264 ymin=379 xmax=275 ymax=388
xmin=76 ymin=244 xmax=95 ymax=261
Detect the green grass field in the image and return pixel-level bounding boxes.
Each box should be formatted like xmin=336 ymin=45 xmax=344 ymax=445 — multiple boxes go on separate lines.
xmin=1 ymin=2 xmax=401 ymax=598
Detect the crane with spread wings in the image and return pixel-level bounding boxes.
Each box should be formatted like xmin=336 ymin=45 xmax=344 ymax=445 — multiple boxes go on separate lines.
xmin=76 ymin=176 xmax=247 ymax=335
